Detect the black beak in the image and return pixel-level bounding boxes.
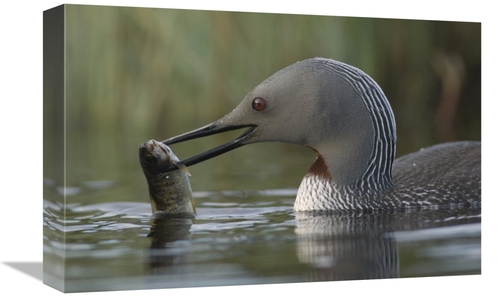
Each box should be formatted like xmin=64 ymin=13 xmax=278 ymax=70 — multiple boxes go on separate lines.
xmin=161 ymin=123 xmax=256 ymax=172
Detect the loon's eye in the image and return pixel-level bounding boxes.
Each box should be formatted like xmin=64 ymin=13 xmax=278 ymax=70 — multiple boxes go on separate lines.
xmin=252 ymin=97 xmax=266 ymax=111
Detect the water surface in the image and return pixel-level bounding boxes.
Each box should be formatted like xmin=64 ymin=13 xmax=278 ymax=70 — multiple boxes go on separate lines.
xmin=43 ymin=187 xmax=480 ymax=292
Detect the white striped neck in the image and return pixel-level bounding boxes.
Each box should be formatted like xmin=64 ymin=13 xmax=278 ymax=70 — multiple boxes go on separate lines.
xmin=292 ymin=60 xmax=398 ymax=212
xmin=294 ymin=154 xmax=394 ymax=212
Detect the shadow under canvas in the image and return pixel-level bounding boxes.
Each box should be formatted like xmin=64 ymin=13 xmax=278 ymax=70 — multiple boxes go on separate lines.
xmin=3 ymin=262 xmax=43 ymax=282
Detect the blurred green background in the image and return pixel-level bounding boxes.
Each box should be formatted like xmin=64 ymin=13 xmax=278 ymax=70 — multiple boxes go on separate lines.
xmin=44 ymin=5 xmax=481 ymax=204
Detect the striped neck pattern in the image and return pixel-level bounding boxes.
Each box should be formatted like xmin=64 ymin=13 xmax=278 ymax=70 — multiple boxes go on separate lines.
xmin=317 ymin=58 xmax=397 ymax=192
xmin=295 ymin=59 xmax=398 ymax=211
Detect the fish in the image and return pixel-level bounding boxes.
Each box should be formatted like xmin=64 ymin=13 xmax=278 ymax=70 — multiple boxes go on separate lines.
xmin=139 ymin=139 xmax=196 ymax=218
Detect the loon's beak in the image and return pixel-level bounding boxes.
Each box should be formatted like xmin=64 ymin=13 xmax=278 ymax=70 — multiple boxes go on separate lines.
xmin=161 ymin=122 xmax=256 ymax=173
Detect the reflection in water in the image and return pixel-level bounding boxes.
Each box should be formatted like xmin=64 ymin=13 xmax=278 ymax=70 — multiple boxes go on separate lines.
xmin=43 ymin=195 xmax=481 ymax=292
xmin=295 ymin=212 xmax=399 ymax=281
xmin=294 ymin=209 xmax=481 ymax=282
xmin=147 ymin=217 xmax=193 ymax=273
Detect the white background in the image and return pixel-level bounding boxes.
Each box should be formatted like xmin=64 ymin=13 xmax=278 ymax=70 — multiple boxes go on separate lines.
xmin=0 ymin=0 xmax=497 ymax=296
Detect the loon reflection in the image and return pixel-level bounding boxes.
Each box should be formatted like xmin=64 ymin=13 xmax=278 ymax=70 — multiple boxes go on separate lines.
xmin=294 ymin=208 xmax=481 ymax=281
xmin=146 ymin=208 xmax=480 ymax=282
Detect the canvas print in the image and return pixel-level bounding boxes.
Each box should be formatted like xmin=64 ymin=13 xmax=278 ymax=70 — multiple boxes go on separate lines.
xmin=43 ymin=4 xmax=481 ymax=293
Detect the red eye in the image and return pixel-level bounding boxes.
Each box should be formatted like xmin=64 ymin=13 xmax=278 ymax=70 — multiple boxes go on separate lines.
xmin=252 ymin=97 xmax=266 ymax=111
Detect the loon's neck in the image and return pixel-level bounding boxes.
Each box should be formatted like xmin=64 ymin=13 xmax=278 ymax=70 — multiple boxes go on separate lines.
xmin=294 ymin=155 xmax=394 ymax=211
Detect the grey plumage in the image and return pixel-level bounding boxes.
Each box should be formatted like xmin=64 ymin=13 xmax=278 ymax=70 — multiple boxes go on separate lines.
xmin=162 ymin=58 xmax=481 ymax=212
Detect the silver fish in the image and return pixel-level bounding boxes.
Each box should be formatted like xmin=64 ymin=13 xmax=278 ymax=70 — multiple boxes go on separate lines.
xmin=139 ymin=139 xmax=195 ymax=217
